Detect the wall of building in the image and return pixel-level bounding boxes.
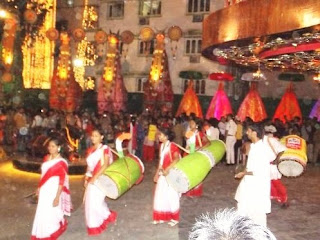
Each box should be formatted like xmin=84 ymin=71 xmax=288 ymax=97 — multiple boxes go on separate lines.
xmin=56 ymin=0 xmax=320 ymax=106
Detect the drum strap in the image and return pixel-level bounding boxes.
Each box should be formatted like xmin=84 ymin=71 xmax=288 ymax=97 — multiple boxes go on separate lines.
xmin=197 ymin=132 xmax=203 ymax=147
xmin=267 ymin=137 xmax=277 ymax=156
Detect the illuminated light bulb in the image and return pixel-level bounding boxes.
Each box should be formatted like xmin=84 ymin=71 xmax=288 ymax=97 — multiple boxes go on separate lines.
xmin=313 ymin=73 xmax=320 ymax=82
xmin=73 ymin=58 xmax=84 ymax=67
xmin=4 ymin=53 xmax=13 ymax=65
xmin=0 ymin=10 xmax=8 ymax=18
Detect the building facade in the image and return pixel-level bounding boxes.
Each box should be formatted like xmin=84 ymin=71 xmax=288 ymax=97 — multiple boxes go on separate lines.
xmin=57 ymin=0 xmax=227 ymax=97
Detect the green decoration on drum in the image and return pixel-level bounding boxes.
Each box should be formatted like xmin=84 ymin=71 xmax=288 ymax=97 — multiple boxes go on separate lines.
xmin=166 ymin=140 xmax=226 ymax=193
xmin=95 ymin=155 xmax=144 ymax=199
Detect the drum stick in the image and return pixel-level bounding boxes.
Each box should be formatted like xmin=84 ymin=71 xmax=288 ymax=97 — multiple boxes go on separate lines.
xmin=174 ymin=143 xmax=189 ymax=153
xmin=109 ymin=147 xmax=120 ymax=157
xmin=82 ymin=187 xmax=87 ymax=205
xmin=23 ymin=192 xmax=36 ymax=198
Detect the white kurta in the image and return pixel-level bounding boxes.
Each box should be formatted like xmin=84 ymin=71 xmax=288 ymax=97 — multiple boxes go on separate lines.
xmin=85 ymin=144 xmax=116 ymax=235
xmin=235 ymin=139 xmax=272 ymax=226
xmin=226 ymin=119 xmax=237 ymax=164
xmin=31 ymin=158 xmax=70 ymax=240
xmin=206 ymin=126 xmax=220 ymax=141
xmin=264 ymin=136 xmax=287 ymax=180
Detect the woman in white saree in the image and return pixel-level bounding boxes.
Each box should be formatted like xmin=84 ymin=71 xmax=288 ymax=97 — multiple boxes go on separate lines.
xmin=83 ymin=127 xmax=117 ymax=235
xmin=31 ymin=138 xmax=71 ymax=240
xmin=153 ymin=128 xmax=181 ymax=227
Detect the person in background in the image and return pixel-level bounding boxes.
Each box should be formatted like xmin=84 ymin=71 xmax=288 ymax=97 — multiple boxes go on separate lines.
xmin=218 ymin=116 xmax=226 ymax=140
xmin=204 ymin=118 xmax=220 ymax=141
xmin=31 ymin=137 xmax=71 ymax=240
xmin=172 ymin=117 xmax=185 ymax=147
xmin=225 ymin=114 xmax=237 ymax=165
xmin=234 ymin=116 xmax=244 ymax=164
xmin=143 ymin=118 xmax=157 ymax=162
xmin=128 ymin=115 xmax=138 ymax=155
xmin=184 ymin=118 xmax=209 ymax=197
xmin=312 ymin=123 xmax=320 ymax=166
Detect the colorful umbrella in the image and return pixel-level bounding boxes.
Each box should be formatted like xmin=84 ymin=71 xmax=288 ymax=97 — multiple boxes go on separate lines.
xmin=237 ymin=82 xmax=267 ymax=122
xmin=209 ymin=72 xmax=234 ymax=81
xmin=206 ymin=82 xmax=233 ymax=120
xmin=176 ymin=80 xmax=203 ymax=118
xmin=273 ymin=83 xmax=302 ymax=123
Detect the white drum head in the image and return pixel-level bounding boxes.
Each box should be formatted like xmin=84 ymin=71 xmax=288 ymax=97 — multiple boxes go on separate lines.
xmin=95 ymin=175 xmax=119 ymax=199
xmin=278 ymin=160 xmax=304 ymax=177
xmin=166 ymin=168 xmax=189 ymax=193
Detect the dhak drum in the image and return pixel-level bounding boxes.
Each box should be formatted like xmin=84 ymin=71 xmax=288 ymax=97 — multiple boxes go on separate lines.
xmin=278 ymin=135 xmax=307 ymax=177
xmin=95 ymin=154 xmax=144 ymax=199
xmin=166 ymin=140 xmax=226 ymax=193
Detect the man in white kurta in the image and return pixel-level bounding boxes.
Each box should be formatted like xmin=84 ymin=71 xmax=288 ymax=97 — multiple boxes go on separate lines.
xmin=235 ymin=123 xmax=274 ymax=227
xmin=225 ymin=114 xmax=237 ymax=164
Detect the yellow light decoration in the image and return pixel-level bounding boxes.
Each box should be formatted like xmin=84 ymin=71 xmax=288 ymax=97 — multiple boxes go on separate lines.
xmin=74 ymin=37 xmax=97 ymax=89
xmin=74 ymin=39 xmax=87 ymax=89
xmin=3 ymin=49 xmax=13 ymax=65
xmin=22 ymin=0 xmax=56 ymax=89
xmin=149 ymin=33 xmax=165 ymax=87
xmin=57 ymin=32 xmax=72 ymax=82
xmin=82 ymin=0 xmax=98 ymax=30
xmin=74 ymin=0 xmax=98 ymax=89
xmin=313 ymin=73 xmax=320 ymax=82
xmin=1 ymin=18 xmax=17 ymax=72
xmin=0 ymin=10 xmax=8 ymax=18
xmin=85 ymin=76 xmax=95 ymax=90
xmin=102 ymin=35 xmax=118 ymax=83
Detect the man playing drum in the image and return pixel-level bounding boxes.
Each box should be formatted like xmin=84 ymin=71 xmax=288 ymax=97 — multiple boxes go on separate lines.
xmin=234 ymin=123 xmax=285 ymax=227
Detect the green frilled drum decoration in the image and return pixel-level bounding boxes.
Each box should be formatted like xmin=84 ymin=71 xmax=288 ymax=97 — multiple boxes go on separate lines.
xmin=95 ymin=154 xmax=144 ymax=199
xmin=166 ymin=140 xmax=226 ymax=193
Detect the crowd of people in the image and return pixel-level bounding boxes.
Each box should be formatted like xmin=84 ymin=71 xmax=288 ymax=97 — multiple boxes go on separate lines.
xmin=2 ymin=107 xmax=320 ymax=166
xmin=1 ymin=106 xmax=318 ymax=239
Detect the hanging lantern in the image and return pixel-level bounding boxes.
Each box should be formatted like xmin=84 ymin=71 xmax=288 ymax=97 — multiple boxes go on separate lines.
xmin=95 ymin=30 xmax=107 ymax=44
xmin=140 ymin=27 xmax=154 ymax=42
xmin=168 ymin=26 xmax=183 ymax=41
xmin=24 ymin=9 xmax=38 ymax=24
xmin=73 ymin=28 xmax=86 ymax=41
xmin=46 ymin=28 xmax=59 ymax=41
xmin=121 ymin=30 xmax=134 ymax=44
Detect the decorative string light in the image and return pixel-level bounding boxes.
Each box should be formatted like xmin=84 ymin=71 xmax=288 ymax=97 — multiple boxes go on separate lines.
xmin=149 ymin=33 xmax=165 ymax=88
xmin=73 ymin=0 xmax=98 ymax=90
xmin=85 ymin=76 xmax=95 ymax=90
xmin=82 ymin=0 xmax=98 ymax=30
xmin=22 ymin=0 xmax=56 ymax=89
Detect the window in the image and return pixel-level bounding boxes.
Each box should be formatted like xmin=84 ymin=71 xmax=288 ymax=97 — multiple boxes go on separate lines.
xmin=185 ymin=38 xmax=202 ymax=55
xmin=138 ymin=39 xmax=155 ymax=56
xmin=187 ymin=0 xmax=210 ymax=14
xmin=119 ymin=41 xmax=124 ymax=56
xmin=183 ymin=79 xmax=206 ymax=95
xmin=136 ymin=78 xmax=148 ymax=92
xmin=139 ymin=0 xmax=161 ymax=16
xmin=107 ymin=1 xmax=124 ymax=19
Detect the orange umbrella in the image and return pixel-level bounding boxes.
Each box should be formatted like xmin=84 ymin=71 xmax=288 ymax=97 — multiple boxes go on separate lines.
xmin=273 ymin=83 xmax=302 ymax=123
xmin=176 ymin=80 xmax=203 ymax=118
xmin=237 ymin=82 xmax=267 ymax=122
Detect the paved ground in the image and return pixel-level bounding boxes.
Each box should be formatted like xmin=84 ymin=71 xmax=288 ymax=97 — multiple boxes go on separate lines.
xmin=0 ymin=151 xmax=320 ymax=240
